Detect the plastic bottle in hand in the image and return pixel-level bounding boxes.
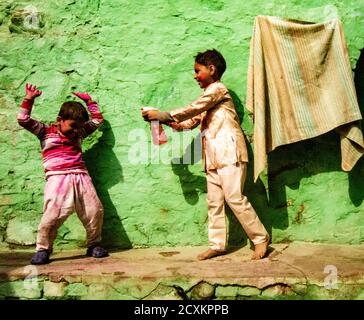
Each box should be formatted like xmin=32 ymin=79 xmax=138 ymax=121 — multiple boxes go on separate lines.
xmin=141 ymin=107 xmax=168 ymax=145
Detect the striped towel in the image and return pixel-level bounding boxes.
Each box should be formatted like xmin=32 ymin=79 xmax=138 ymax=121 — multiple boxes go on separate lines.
xmin=246 ymin=15 xmax=364 ymax=182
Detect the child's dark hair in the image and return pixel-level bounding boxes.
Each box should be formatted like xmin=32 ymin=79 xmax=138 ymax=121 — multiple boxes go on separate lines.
xmin=195 ymin=49 xmax=226 ymax=79
xmin=58 ymin=101 xmax=89 ymax=122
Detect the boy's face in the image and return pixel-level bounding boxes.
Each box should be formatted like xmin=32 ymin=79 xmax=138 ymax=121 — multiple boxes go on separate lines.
xmin=57 ymin=117 xmax=83 ymax=138
xmin=194 ymin=63 xmax=216 ymax=88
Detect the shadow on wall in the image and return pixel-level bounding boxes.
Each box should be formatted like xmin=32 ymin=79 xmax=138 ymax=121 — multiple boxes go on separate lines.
xmin=83 ymin=119 xmax=132 ymax=249
xmin=267 ymin=131 xmax=342 ymax=231
xmin=171 ymin=134 xmax=206 ymax=206
xmin=349 ymin=48 xmax=364 ymax=207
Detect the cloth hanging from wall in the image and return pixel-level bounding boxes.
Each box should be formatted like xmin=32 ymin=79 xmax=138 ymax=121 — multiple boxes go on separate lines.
xmin=246 ymin=15 xmax=364 ymax=182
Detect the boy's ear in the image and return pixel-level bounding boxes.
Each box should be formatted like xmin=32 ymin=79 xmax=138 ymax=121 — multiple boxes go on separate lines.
xmin=208 ymin=65 xmax=217 ymax=77
xmin=56 ymin=116 xmax=62 ymax=123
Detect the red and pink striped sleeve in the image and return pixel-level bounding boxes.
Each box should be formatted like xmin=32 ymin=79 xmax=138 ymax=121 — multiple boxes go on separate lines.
xmin=80 ymin=100 xmax=104 ymax=138
xmin=17 ymin=99 xmax=46 ymax=138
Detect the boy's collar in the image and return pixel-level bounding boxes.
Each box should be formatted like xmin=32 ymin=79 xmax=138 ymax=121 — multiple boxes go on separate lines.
xmin=203 ymin=80 xmax=221 ymax=91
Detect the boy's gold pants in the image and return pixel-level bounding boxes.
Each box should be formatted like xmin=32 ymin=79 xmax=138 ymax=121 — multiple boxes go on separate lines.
xmin=206 ymin=162 xmax=269 ymax=251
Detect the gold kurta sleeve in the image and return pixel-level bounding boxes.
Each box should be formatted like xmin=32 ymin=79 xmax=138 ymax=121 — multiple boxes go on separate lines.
xmin=168 ymin=114 xmax=202 ymax=131
xmin=170 ymin=82 xmax=228 ymax=123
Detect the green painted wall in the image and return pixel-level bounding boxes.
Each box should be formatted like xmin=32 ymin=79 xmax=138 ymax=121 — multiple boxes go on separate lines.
xmin=0 ymin=0 xmax=363 ymax=250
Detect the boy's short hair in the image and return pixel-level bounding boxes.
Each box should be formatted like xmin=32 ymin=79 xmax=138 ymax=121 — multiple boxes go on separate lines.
xmin=195 ymin=49 xmax=226 ymax=79
xmin=58 ymin=101 xmax=89 ymax=122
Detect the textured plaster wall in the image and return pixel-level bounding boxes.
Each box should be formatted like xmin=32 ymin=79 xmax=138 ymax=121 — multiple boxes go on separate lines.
xmin=0 ymin=0 xmax=363 ymax=249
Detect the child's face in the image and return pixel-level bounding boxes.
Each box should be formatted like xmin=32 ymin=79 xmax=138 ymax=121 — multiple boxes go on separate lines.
xmin=194 ymin=63 xmax=216 ymax=88
xmin=57 ymin=118 xmax=83 ymax=138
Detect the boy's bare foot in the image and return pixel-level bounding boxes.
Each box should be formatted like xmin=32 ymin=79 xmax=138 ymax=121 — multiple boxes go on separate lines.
xmin=251 ymin=240 xmax=269 ymax=260
xmin=197 ymin=249 xmax=227 ymax=260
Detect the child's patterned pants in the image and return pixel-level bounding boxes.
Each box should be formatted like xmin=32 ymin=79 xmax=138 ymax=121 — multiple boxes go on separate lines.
xmin=36 ymin=173 xmax=104 ymax=251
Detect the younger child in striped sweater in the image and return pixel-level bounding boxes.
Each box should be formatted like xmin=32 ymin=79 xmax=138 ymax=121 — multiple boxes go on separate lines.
xmin=18 ymin=83 xmax=109 ymax=265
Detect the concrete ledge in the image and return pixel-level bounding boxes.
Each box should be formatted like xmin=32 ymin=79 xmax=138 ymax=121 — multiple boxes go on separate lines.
xmin=0 ymin=242 xmax=363 ymax=300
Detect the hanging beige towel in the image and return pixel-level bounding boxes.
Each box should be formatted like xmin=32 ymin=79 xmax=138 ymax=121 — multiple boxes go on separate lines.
xmin=246 ymin=15 xmax=364 ymax=182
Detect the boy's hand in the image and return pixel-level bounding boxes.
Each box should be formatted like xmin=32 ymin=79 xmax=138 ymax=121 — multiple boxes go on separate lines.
xmin=142 ymin=110 xmax=159 ymax=121
xmin=25 ymin=83 xmax=42 ymax=100
xmin=169 ymin=122 xmax=181 ymax=130
xmin=72 ymin=92 xmax=92 ymax=104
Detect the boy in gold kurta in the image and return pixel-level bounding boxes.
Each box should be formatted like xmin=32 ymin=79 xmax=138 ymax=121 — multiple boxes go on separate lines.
xmin=142 ymin=49 xmax=269 ymax=260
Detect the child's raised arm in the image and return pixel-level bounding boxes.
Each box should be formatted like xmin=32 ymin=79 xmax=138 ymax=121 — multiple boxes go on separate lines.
xmin=17 ymin=83 xmax=46 ymax=138
xmin=72 ymin=92 xmax=104 ymax=138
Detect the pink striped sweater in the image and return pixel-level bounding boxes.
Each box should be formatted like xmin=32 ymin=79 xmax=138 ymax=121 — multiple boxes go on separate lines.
xmin=17 ymin=99 xmax=103 ymax=177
